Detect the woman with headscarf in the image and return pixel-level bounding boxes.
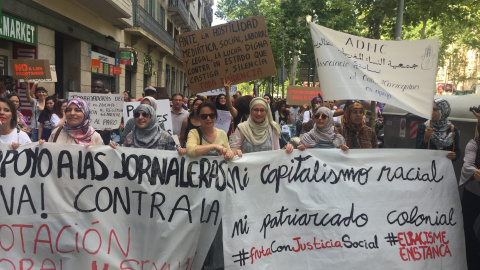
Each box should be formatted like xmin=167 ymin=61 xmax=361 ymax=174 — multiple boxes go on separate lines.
xmin=416 ymin=99 xmax=459 ymax=160
xmin=43 ymin=98 xmax=104 ymax=146
xmin=342 ymin=100 xmax=378 ymax=149
xmin=302 ymin=95 xmax=324 ymax=133
xmin=231 ymin=97 xmax=293 ymax=156
xmin=298 ymin=107 xmax=348 ymax=151
xmin=459 ymin=110 xmax=480 ymax=269
xmin=110 ymin=104 xmax=184 ymax=154
xmin=119 ymin=96 xmax=161 ymax=145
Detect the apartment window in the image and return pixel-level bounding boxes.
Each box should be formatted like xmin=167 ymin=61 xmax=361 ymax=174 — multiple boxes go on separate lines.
xmin=198 ymin=0 xmax=201 ymax=17
xmin=167 ymin=20 xmax=174 ymax=36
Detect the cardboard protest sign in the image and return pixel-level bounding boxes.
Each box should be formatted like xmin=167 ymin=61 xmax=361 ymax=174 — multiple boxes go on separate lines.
xmin=286 ymin=85 xmax=322 ymax=106
xmin=310 ymin=23 xmax=439 ymax=119
xmin=67 ymin=93 xmax=123 ymax=129
xmin=198 ymin=85 xmax=237 ymax=97
xmin=10 ymin=59 xmax=51 ymax=79
xmin=19 ymin=65 xmax=58 ymax=83
xmin=0 ymin=144 xmax=223 ymax=269
xmin=123 ymin=100 xmax=174 ymax=135
xmin=177 ymin=15 xmax=276 ymax=94
xmin=222 ymin=149 xmax=466 ymax=269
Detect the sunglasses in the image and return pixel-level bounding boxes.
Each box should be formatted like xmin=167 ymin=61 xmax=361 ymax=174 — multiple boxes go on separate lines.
xmin=200 ymin=113 xmax=216 ymax=120
xmin=314 ymin=113 xmax=328 ymax=120
xmin=134 ymin=112 xmax=149 ymax=118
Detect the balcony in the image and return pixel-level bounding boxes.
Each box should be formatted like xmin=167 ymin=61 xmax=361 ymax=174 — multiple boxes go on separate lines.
xmin=81 ymin=0 xmax=133 ymax=27
xmin=127 ymin=4 xmax=181 ymax=59
xmin=168 ymin=0 xmax=190 ymax=29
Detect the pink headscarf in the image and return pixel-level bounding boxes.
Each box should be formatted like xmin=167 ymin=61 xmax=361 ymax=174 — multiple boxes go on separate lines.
xmin=63 ymin=98 xmax=96 ymax=144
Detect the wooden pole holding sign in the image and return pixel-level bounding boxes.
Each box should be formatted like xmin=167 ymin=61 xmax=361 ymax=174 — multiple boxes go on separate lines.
xmin=177 ymin=15 xmax=277 ymax=94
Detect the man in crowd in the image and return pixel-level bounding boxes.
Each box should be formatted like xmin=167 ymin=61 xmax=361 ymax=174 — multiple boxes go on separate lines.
xmin=91 ymin=80 xmax=104 ymax=94
xmin=144 ymin=86 xmax=157 ymax=98
xmin=171 ymin=93 xmax=189 ymax=136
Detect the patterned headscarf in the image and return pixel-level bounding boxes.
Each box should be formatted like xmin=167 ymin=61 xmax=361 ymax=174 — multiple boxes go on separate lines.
xmin=63 ymin=98 xmax=96 ymax=144
xmin=131 ymin=104 xmax=163 ymax=148
xmin=237 ymin=97 xmax=281 ymax=146
xmin=342 ymin=101 xmax=365 ymax=148
xmin=301 ymin=107 xmax=338 ymax=147
xmin=429 ymin=99 xmax=453 ymax=148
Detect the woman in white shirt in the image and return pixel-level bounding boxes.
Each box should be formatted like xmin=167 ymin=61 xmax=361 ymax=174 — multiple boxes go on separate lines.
xmin=0 ymin=97 xmax=31 ymax=149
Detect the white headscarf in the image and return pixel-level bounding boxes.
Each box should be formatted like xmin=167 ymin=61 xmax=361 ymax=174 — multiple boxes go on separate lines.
xmin=141 ymin=96 xmax=157 ymax=111
xmin=237 ymin=97 xmax=281 ymax=146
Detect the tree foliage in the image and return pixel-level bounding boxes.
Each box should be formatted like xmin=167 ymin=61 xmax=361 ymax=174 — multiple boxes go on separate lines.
xmin=215 ymin=0 xmax=480 ymax=91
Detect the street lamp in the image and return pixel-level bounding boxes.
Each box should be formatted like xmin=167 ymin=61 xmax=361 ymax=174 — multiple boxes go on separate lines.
xmin=264 ymin=18 xmax=286 ymax=99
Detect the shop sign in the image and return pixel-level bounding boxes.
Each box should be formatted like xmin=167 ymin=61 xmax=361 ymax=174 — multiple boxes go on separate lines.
xmin=0 ymin=13 xmax=37 ymax=46
xmin=114 ymin=67 xmax=122 ymax=74
xmin=119 ymin=47 xmax=132 ymax=65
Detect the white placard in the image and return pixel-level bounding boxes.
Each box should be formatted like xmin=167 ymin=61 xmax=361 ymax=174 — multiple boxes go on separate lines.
xmin=214 ymin=110 xmax=232 ymax=134
xmin=0 ymin=143 xmax=223 ymax=269
xmin=223 ymin=149 xmax=466 ymax=269
xmin=123 ymin=100 xmax=173 ymax=135
xmin=67 ymin=93 xmax=123 ymax=130
xmin=310 ymin=23 xmax=439 ymax=119
xmin=197 ymin=85 xmax=237 ymax=96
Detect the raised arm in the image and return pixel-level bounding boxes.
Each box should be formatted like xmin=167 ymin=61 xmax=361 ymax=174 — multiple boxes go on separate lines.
xmin=224 ymin=81 xmax=238 ymax=119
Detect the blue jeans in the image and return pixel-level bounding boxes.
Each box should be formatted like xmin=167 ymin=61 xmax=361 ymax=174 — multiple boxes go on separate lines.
xmin=31 ymin=129 xmax=39 ymax=142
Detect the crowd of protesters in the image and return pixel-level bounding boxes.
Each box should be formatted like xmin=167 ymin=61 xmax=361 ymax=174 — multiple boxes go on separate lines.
xmin=1 ymin=76 xmax=480 ymax=269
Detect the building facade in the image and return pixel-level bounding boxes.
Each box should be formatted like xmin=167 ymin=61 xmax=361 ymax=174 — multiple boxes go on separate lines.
xmin=1 ymin=0 xmax=214 ymax=104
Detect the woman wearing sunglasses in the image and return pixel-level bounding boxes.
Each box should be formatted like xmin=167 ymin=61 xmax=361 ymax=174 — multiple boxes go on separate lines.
xmin=416 ymin=99 xmax=459 ymax=160
xmin=342 ymin=100 xmax=377 ymax=149
xmin=231 ymin=97 xmax=294 ymax=156
xmin=41 ymin=98 xmax=104 ymax=146
xmin=298 ymin=107 xmax=348 ymax=151
xmin=110 ymin=104 xmax=185 ymax=154
xmin=186 ymin=101 xmax=234 ymax=160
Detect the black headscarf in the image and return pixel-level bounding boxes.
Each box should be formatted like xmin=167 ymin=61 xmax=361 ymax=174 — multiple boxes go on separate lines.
xmin=215 ymin=94 xmax=228 ymax=111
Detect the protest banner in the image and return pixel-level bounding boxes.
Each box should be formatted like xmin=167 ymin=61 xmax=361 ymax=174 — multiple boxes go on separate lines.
xmin=68 ymin=93 xmax=123 ymax=130
xmin=222 ymin=149 xmax=466 ymax=269
xmin=286 ymin=85 xmax=322 ymax=106
xmin=310 ymin=23 xmax=439 ymax=119
xmin=177 ymin=15 xmax=277 ymax=94
xmin=0 ymin=144 xmax=223 ymax=269
xmin=123 ymin=100 xmax=173 ymax=135
xmin=215 ymin=110 xmax=232 ymax=133
xmin=10 ymin=59 xmax=51 ymax=79
xmin=198 ymin=85 xmax=237 ymax=97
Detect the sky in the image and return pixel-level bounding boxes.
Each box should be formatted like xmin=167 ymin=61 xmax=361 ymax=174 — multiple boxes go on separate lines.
xmin=212 ymin=3 xmax=227 ymax=26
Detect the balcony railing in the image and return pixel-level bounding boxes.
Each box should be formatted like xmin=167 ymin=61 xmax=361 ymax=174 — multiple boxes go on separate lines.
xmin=133 ymin=4 xmax=176 ymax=53
xmin=168 ymin=0 xmax=189 ymax=26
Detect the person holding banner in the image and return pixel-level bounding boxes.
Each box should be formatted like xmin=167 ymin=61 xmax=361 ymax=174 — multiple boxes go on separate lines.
xmin=110 ymin=104 xmax=185 ymax=153
xmin=459 ymin=110 xmax=480 ymax=269
xmin=186 ymin=101 xmax=234 ymax=160
xmin=231 ymin=97 xmax=294 ymax=156
xmin=341 ymin=100 xmax=378 ymax=149
xmin=298 ymin=106 xmax=349 ymax=151
xmin=119 ymin=96 xmax=162 ymax=145
xmin=180 ymin=97 xmax=204 ymax=147
xmin=416 ymin=99 xmax=459 ymax=161
xmin=43 ymin=98 xmax=104 ymax=146
xmin=0 ymin=97 xmax=31 ymax=149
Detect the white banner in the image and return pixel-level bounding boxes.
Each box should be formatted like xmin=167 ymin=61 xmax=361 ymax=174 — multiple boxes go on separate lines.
xmin=223 ymin=149 xmax=466 ymax=269
xmin=309 ymin=23 xmax=439 ymax=119
xmin=67 ymin=93 xmax=123 ymax=130
xmin=0 ymin=144 xmax=223 ymax=269
xmin=197 ymin=85 xmax=237 ymax=97
xmin=123 ymin=100 xmax=174 ymax=135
